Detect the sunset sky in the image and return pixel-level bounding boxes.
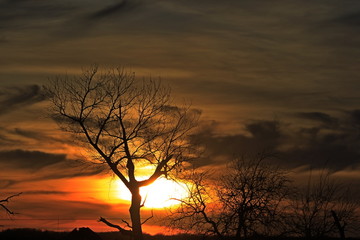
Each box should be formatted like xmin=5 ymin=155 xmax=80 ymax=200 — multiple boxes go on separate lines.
xmin=1 ymin=0 xmax=360 ymax=235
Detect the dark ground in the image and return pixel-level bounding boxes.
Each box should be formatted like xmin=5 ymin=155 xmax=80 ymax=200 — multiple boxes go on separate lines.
xmin=1 ymin=228 xmax=359 ymax=240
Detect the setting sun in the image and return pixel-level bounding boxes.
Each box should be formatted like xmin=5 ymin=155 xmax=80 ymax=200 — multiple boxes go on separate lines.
xmin=116 ymin=178 xmax=189 ymax=209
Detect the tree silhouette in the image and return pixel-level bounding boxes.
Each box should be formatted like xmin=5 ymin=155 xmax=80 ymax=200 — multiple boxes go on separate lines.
xmin=45 ymin=66 xmax=200 ymax=240
xmin=170 ymin=152 xmax=290 ymax=239
xmin=287 ymin=170 xmax=358 ymax=239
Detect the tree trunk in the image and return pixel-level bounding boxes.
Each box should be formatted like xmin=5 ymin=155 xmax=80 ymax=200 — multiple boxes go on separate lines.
xmin=331 ymin=210 xmax=345 ymax=240
xmin=130 ymin=186 xmax=143 ymax=240
xmin=305 ymin=227 xmax=312 ymax=240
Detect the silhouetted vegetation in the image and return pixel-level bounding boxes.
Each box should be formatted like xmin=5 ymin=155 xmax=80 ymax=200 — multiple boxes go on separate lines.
xmin=0 ymin=228 xmax=67 ymax=240
xmin=168 ymin=153 xmax=359 ymax=239
xmin=1 ymin=228 xmax=360 ymax=240
xmin=169 ymin=152 xmax=290 ymax=238
xmin=286 ymin=170 xmax=359 ymax=239
xmin=45 ymin=65 xmax=200 ymax=240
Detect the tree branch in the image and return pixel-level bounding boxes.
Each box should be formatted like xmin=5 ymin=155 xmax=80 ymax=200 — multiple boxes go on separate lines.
xmin=139 ymin=155 xmax=173 ymax=187
xmin=98 ymin=217 xmax=132 ymax=235
xmin=142 ymin=210 xmax=154 ymax=225
xmin=0 ymin=192 xmax=22 ymax=215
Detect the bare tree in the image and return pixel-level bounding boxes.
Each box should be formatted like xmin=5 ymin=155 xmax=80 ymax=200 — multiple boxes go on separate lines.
xmin=286 ymin=170 xmax=358 ymax=239
xmin=168 ymin=170 xmax=224 ymax=238
xmin=218 ymin=153 xmax=290 ymax=238
xmin=0 ymin=193 xmax=21 ymax=215
xmin=44 ymin=66 xmax=200 ymax=240
xmin=169 ymin=152 xmax=290 ymax=239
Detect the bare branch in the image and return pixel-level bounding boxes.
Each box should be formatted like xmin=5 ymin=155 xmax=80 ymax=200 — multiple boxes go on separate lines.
xmin=0 ymin=192 xmax=22 ymax=215
xmin=98 ymin=217 xmax=132 ymax=235
xmin=141 ymin=209 xmax=154 ymax=225
xmin=121 ymin=219 xmax=132 ymax=229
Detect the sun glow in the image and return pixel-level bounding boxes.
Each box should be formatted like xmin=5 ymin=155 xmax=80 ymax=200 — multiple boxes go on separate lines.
xmin=116 ymin=178 xmax=188 ymax=208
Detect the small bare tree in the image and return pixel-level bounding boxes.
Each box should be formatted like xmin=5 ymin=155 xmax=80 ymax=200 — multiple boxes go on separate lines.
xmin=287 ymin=170 xmax=358 ymax=239
xmin=169 ymin=152 xmax=290 ymax=239
xmin=217 ymin=153 xmax=290 ymax=238
xmin=169 ymin=170 xmax=224 ymax=237
xmin=45 ymin=66 xmax=200 ymax=240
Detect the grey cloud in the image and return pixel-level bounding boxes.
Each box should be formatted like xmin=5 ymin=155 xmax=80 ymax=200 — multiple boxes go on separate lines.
xmin=192 ymin=110 xmax=360 ymax=171
xmin=278 ymin=111 xmax=360 ymax=170
xmin=89 ymin=0 xmax=133 ymax=19
xmin=297 ymin=112 xmax=339 ymax=128
xmin=191 ymin=120 xmax=283 ymax=167
xmin=0 ymin=149 xmax=66 ymax=170
xmin=245 ymin=120 xmax=281 ymax=142
xmin=0 ymin=0 xmax=73 ymax=31
xmin=276 ymin=110 xmax=360 ymax=170
xmin=349 ymin=109 xmax=360 ymax=125
xmin=0 ymin=85 xmax=45 ymax=116
xmin=334 ymin=11 xmax=360 ymax=27
xmin=280 ymin=136 xmax=360 ymax=170
xmin=0 ymin=149 xmax=106 ymax=187
xmin=0 ymin=149 xmax=104 ymax=180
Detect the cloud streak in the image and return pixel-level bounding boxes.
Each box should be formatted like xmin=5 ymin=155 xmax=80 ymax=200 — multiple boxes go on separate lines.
xmin=0 ymin=85 xmax=45 ymax=116
xmin=0 ymin=149 xmax=105 ymax=189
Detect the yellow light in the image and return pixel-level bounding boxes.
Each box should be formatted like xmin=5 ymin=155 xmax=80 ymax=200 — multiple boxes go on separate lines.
xmin=116 ymin=178 xmax=188 ymax=209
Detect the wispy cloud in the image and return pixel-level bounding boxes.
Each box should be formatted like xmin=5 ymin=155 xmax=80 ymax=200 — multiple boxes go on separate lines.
xmin=0 ymin=149 xmax=65 ymax=170
xmin=0 ymin=85 xmax=45 ymax=116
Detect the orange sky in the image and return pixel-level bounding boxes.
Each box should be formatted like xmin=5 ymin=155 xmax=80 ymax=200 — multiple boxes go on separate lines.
xmin=0 ymin=170 xmax=188 ymax=234
xmin=1 ymin=0 xmax=360 ymax=235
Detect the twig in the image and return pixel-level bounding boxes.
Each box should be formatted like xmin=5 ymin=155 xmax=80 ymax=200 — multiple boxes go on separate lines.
xmin=142 ymin=209 xmax=154 ymax=225
xmin=0 ymin=192 xmax=22 ymax=215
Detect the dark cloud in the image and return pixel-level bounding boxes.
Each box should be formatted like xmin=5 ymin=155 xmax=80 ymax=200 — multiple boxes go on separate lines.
xmin=334 ymin=11 xmax=360 ymax=27
xmin=89 ymin=0 xmax=133 ymax=19
xmin=0 ymin=149 xmax=105 ymax=185
xmin=191 ymin=120 xmax=283 ymax=167
xmin=0 ymin=0 xmax=73 ymax=30
xmin=245 ymin=120 xmax=281 ymax=142
xmin=23 ymin=190 xmax=69 ymax=195
xmin=0 ymin=149 xmax=66 ymax=170
xmin=281 ymin=139 xmax=359 ymax=170
xmin=297 ymin=112 xmax=339 ymax=128
xmin=349 ymin=109 xmax=360 ymax=125
xmin=0 ymin=85 xmax=45 ymax=116
xmin=191 ymin=110 xmax=360 ymax=171
xmin=276 ymin=109 xmax=360 ymax=170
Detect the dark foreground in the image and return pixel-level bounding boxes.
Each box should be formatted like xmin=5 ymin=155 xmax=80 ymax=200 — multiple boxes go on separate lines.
xmin=1 ymin=228 xmax=359 ymax=240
